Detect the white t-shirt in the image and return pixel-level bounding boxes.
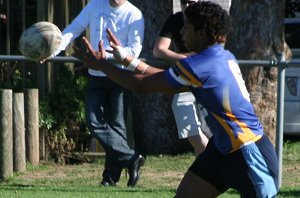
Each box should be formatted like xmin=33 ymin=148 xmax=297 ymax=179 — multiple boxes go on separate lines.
xmin=53 ymin=0 xmax=144 ymax=77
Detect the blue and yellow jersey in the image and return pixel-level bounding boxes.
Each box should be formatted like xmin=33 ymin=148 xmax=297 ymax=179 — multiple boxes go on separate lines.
xmin=165 ymin=44 xmax=264 ymax=153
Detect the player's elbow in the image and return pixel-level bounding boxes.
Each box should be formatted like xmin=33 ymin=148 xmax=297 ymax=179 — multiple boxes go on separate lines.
xmin=153 ymin=44 xmax=167 ymax=59
xmin=152 ymin=47 xmax=160 ymax=58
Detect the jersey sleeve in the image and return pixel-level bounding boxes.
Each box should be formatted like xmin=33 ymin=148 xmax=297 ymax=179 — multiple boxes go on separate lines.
xmin=165 ymin=59 xmax=203 ymax=89
xmin=164 ymin=61 xmax=192 ymax=89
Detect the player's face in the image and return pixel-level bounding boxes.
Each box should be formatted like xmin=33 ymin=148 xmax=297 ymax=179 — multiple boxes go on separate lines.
xmin=181 ymin=17 xmax=208 ymax=52
xmin=181 ymin=20 xmax=198 ymax=51
xmin=109 ymin=0 xmax=127 ymax=7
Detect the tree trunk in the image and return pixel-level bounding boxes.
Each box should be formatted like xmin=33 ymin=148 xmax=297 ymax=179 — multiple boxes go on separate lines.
xmin=226 ymin=0 xmax=286 ymax=145
xmin=129 ymin=0 xmax=192 ymax=154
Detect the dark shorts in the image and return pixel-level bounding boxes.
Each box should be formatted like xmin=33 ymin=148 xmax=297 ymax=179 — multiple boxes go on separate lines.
xmin=189 ymin=135 xmax=279 ymax=198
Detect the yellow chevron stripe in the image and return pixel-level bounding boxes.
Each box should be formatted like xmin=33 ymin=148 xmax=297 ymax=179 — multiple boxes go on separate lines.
xmin=210 ymin=86 xmax=262 ymax=152
xmin=176 ymin=62 xmax=202 ymax=87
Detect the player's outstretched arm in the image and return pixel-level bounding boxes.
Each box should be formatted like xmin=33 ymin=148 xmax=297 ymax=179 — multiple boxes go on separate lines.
xmin=75 ymin=36 xmax=181 ymax=94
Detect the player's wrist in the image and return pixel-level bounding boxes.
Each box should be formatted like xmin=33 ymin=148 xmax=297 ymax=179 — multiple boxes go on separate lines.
xmin=114 ymin=45 xmax=139 ymax=71
xmin=123 ymin=56 xmax=149 ymax=74
xmin=114 ymin=45 xmax=147 ymax=74
xmin=127 ymin=57 xmax=141 ymax=71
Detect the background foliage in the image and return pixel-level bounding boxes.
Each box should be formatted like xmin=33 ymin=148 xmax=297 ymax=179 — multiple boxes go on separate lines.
xmin=39 ymin=66 xmax=89 ymax=163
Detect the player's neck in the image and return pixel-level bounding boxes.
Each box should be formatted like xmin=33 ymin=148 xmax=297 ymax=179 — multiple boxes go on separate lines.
xmin=109 ymin=0 xmax=127 ymax=8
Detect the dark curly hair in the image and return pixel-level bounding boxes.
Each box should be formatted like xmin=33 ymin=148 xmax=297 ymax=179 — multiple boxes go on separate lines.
xmin=185 ymin=1 xmax=231 ymax=43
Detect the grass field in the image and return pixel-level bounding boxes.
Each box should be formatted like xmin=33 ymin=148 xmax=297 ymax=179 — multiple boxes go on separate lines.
xmin=0 ymin=140 xmax=299 ymax=198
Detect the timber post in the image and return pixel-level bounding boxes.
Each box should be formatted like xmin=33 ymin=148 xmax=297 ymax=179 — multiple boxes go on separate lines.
xmin=24 ymin=89 xmax=39 ymax=166
xmin=13 ymin=92 xmax=26 ymax=172
xmin=0 ymin=89 xmax=13 ymax=180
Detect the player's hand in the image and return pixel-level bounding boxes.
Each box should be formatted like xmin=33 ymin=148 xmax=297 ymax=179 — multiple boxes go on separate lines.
xmin=105 ymin=28 xmax=130 ymax=63
xmin=73 ymin=36 xmax=106 ymax=71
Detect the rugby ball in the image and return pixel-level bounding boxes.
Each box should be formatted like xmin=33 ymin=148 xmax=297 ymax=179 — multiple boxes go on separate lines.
xmin=19 ymin=21 xmax=62 ymax=62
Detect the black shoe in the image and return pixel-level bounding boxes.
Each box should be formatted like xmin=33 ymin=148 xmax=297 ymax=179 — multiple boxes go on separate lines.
xmin=127 ymin=154 xmax=146 ymax=187
xmin=101 ymin=178 xmax=116 ymax=187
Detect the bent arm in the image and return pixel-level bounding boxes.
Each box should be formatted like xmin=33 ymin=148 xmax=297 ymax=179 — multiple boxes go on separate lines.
xmin=153 ymin=37 xmax=187 ymax=64
xmin=52 ymin=2 xmax=92 ymax=57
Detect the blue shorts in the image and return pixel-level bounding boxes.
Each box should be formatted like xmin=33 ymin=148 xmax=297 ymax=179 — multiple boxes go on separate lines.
xmin=189 ymin=135 xmax=279 ymax=198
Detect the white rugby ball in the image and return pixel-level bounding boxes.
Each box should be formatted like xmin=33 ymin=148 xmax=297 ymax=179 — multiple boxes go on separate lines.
xmin=19 ymin=21 xmax=62 ymax=61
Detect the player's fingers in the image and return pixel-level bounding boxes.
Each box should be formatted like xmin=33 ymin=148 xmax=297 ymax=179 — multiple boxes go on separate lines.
xmin=98 ymin=40 xmax=103 ymax=52
xmin=98 ymin=40 xmax=106 ymax=58
xmin=109 ymin=41 xmax=118 ymax=50
xmin=106 ymin=28 xmax=121 ymax=45
xmin=82 ymin=37 xmax=94 ymax=54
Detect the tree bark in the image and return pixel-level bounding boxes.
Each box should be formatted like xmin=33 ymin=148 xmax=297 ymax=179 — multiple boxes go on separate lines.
xmin=129 ymin=0 xmax=192 ymax=154
xmin=226 ymin=0 xmax=286 ymax=145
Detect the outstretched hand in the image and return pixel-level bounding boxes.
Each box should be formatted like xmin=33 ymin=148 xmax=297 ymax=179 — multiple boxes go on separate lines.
xmin=73 ymin=29 xmax=131 ymax=71
xmin=73 ymin=36 xmax=106 ymax=71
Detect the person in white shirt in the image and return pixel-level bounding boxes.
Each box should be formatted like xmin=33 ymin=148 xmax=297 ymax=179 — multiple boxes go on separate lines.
xmin=51 ymin=0 xmax=145 ymax=187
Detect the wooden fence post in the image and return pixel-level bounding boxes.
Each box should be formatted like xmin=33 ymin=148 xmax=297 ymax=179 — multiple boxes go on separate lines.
xmin=0 ymin=89 xmax=13 ymax=180
xmin=24 ymin=89 xmax=39 ymax=165
xmin=13 ymin=92 xmax=26 ymax=172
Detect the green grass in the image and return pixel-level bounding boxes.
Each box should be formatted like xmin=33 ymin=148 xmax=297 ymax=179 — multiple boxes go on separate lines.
xmin=0 ymin=141 xmax=300 ymax=197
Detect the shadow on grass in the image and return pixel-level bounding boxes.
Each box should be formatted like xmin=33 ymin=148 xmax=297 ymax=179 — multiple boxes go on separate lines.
xmin=224 ymin=189 xmax=300 ymax=197
xmin=215 ymin=188 xmax=300 ymax=197
xmin=1 ymin=184 xmax=175 ymax=193
xmin=278 ymin=190 xmax=300 ymax=197
xmin=2 ymin=184 xmax=300 ymax=197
